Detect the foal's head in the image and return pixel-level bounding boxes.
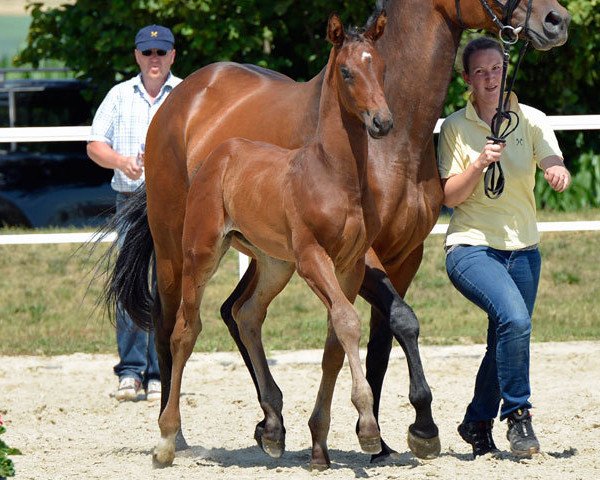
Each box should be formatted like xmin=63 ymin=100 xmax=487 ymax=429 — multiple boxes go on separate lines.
xmin=327 ymin=11 xmax=393 ymax=139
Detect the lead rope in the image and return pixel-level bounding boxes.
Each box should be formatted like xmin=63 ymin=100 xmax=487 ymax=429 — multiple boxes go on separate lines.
xmin=483 ymin=0 xmax=532 ymax=198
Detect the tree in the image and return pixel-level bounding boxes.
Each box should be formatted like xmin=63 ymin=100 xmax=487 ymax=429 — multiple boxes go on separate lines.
xmin=17 ymin=0 xmax=372 ymax=103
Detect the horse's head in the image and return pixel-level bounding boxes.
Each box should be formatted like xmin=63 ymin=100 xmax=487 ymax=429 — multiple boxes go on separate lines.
xmin=327 ymin=10 xmax=393 ymax=139
xmin=448 ymin=0 xmax=570 ymax=50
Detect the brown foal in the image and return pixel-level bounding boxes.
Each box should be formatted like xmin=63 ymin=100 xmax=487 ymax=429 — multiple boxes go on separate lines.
xmin=153 ymin=12 xmax=392 ymax=468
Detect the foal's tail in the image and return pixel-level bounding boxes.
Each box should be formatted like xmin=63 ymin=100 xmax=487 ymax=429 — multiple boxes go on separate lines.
xmin=96 ymin=188 xmax=155 ymax=330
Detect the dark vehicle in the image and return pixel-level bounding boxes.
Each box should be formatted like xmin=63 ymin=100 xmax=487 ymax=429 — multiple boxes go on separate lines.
xmin=0 ymin=68 xmax=114 ymax=228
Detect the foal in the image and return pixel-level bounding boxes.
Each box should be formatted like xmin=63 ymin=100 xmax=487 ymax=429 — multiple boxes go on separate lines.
xmin=153 ymin=11 xmax=392 ymax=468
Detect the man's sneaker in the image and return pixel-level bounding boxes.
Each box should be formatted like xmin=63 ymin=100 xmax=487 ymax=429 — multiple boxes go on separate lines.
xmin=506 ymin=408 xmax=540 ymax=457
xmin=115 ymin=377 xmax=141 ymax=402
xmin=146 ymin=380 xmax=161 ymax=402
xmin=458 ymin=420 xmax=499 ymax=458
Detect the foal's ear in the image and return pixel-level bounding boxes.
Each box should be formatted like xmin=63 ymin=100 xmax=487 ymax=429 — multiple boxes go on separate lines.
xmin=365 ymin=9 xmax=387 ymax=42
xmin=327 ymin=13 xmax=345 ymax=48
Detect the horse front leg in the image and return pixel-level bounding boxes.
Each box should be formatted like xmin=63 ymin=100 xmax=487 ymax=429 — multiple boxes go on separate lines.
xmin=362 ymin=248 xmax=440 ymax=461
xmin=298 ymin=248 xmax=380 ymax=468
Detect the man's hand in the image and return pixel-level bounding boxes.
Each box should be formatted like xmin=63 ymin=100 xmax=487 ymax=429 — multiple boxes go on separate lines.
xmin=120 ymin=155 xmax=144 ymax=180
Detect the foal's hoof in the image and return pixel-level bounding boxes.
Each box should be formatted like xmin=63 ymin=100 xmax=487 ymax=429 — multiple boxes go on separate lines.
xmin=407 ymin=429 xmax=441 ymax=459
xmin=309 ymin=460 xmax=330 ymax=472
xmin=152 ymin=436 xmax=176 ymax=468
xmin=359 ymin=435 xmax=382 ymax=455
xmin=152 ymin=449 xmax=175 ymax=468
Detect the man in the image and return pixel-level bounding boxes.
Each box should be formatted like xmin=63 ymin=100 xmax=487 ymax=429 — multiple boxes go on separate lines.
xmin=87 ymin=24 xmax=182 ymax=402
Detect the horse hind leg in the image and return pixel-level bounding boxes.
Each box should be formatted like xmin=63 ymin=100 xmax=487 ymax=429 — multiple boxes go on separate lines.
xmin=307 ymin=318 xmax=344 ymax=470
xmin=153 ymin=209 xmax=227 ymax=467
xmin=219 ymin=258 xmax=266 ymax=441
xmin=233 ymin=253 xmax=295 ymax=459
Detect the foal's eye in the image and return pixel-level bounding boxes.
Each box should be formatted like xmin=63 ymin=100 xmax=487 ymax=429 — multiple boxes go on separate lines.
xmin=340 ymin=66 xmax=353 ymax=81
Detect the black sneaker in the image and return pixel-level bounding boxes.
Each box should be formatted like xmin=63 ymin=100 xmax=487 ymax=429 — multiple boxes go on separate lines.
xmin=506 ymin=408 xmax=540 ymax=457
xmin=458 ymin=420 xmax=499 ymax=458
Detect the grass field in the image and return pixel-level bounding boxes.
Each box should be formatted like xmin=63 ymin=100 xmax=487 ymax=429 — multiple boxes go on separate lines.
xmin=1 ymin=209 xmax=599 ymax=356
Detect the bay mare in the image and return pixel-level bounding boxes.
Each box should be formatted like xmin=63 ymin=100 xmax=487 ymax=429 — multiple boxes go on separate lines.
xmin=104 ymin=0 xmax=570 ymax=467
xmin=153 ymin=12 xmax=392 ymax=468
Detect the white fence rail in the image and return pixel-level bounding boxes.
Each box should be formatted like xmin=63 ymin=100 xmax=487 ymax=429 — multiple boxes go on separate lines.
xmin=1 ymin=118 xmax=599 ymax=278
xmin=1 ymin=115 xmax=600 ymax=143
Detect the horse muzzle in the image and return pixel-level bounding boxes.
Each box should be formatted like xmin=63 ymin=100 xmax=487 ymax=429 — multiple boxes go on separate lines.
xmin=367 ymin=111 xmax=393 ymax=139
xmin=528 ymin=9 xmax=570 ymax=50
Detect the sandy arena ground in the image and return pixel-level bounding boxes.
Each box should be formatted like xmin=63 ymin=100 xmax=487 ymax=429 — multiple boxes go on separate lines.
xmin=1 ymin=341 xmax=599 ymax=479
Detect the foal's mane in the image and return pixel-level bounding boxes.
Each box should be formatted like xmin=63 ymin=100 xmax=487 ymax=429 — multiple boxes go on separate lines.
xmin=341 ymin=4 xmax=385 ymax=41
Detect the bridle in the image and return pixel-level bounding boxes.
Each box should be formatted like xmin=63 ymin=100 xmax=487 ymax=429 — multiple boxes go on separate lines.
xmin=456 ymin=0 xmax=534 ymax=41
xmin=456 ymin=0 xmax=534 ymax=198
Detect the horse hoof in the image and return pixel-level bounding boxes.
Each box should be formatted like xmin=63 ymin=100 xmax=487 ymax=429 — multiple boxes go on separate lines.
xmin=153 ymin=437 xmax=176 ymax=467
xmin=152 ymin=450 xmax=175 ymax=468
xmin=309 ymin=460 xmax=330 ymax=471
xmin=261 ymin=437 xmax=285 ymax=458
xmin=359 ymin=435 xmax=382 ymax=455
xmin=407 ymin=430 xmax=441 ymax=459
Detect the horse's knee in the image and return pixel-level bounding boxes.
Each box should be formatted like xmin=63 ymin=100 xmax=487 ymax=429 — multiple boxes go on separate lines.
xmin=389 ymin=298 xmax=419 ymax=339
xmin=331 ymin=304 xmax=361 ymax=344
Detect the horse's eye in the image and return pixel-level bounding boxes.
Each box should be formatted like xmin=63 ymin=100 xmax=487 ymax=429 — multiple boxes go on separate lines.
xmin=340 ymin=66 xmax=353 ymax=81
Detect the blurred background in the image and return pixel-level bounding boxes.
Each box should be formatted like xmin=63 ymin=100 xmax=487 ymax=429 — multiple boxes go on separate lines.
xmin=0 ymin=0 xmax=598 ymax=229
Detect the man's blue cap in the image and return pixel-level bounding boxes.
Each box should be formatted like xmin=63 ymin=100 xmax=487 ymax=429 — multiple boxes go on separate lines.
xmin=135 ymin=25 xmax=175 ymax=51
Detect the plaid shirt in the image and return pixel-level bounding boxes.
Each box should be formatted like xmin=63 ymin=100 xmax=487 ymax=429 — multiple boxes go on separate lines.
xmin=88 ymin=72 xmax=182 ymax=192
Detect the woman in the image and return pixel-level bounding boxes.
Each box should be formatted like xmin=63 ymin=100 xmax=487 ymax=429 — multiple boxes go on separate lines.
xmin=437 ymin=37 xmax=571 ymax=458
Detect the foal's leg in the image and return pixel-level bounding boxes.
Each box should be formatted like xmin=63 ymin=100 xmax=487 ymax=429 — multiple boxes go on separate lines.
xmin=297 ymin=248 xmax=380 ymax=465
xmin=362 ymin=248 xmax=440 ymax=461
xmin=234 ymin=254 xmax=295 ymax=458
xmin=153 ymin=207 xmax=226 ymax=467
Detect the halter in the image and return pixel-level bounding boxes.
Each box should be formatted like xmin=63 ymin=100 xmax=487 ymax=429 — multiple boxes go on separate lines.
xmin=455 ymin=0 xmax=533 ymax=198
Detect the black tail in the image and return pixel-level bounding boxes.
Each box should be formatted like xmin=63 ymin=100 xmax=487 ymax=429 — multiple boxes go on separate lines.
xmin=95 ymin=188 xmax=155 ymax=330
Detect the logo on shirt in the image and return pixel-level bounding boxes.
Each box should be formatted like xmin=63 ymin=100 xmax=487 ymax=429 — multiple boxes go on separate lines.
xmin=515 ymin=137 xmax=524 ymax=146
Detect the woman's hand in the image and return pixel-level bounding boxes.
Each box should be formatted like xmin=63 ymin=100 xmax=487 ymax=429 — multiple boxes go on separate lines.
xmin=541 ymin=156 xmax=570 ymax=193
xmin=544 ymin=165 xmax=571 ymax=192
xmin=473 ymin=140 xmax=504 ymax=171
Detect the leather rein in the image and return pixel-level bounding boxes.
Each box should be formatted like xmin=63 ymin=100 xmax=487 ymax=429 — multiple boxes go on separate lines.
xmin=456 ymin=0 xmax=533 ymax=199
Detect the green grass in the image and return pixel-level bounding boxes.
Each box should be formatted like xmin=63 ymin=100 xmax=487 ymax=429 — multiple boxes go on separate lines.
xmin=1 ymin=210 xmax=599 ymax=355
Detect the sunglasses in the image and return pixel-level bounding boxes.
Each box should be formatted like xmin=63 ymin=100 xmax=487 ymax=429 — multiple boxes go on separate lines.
xmin=141 ymin=49 xmax=168 ymax=57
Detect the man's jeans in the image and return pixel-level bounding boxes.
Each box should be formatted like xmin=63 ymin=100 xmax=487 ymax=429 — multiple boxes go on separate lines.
xmin=445 ymin=244 xmax=541 ymax=421
xmin=113 ymin=193 xmax=160 ymax=385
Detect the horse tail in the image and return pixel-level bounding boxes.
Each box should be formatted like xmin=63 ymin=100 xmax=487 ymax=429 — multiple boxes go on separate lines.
xmin=96 ymin=188 xmax=155 ymax=330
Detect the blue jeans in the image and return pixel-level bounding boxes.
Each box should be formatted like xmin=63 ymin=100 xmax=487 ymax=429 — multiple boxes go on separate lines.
xmin=445 ymin=244 xmax=541 ymax=421
xmin=113 ymin=193 xmax=159 ymax=386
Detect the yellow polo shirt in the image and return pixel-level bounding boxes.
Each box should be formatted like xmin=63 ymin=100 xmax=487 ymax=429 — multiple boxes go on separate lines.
xmin=437 ymin=93 xmax=562 ymax=250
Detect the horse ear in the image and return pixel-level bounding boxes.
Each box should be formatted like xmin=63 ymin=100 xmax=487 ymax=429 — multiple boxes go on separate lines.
xmin=365 ymin=9 xmax=387 ymax=42
xmin=327 ymin=13 xmax=345 ymax=47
